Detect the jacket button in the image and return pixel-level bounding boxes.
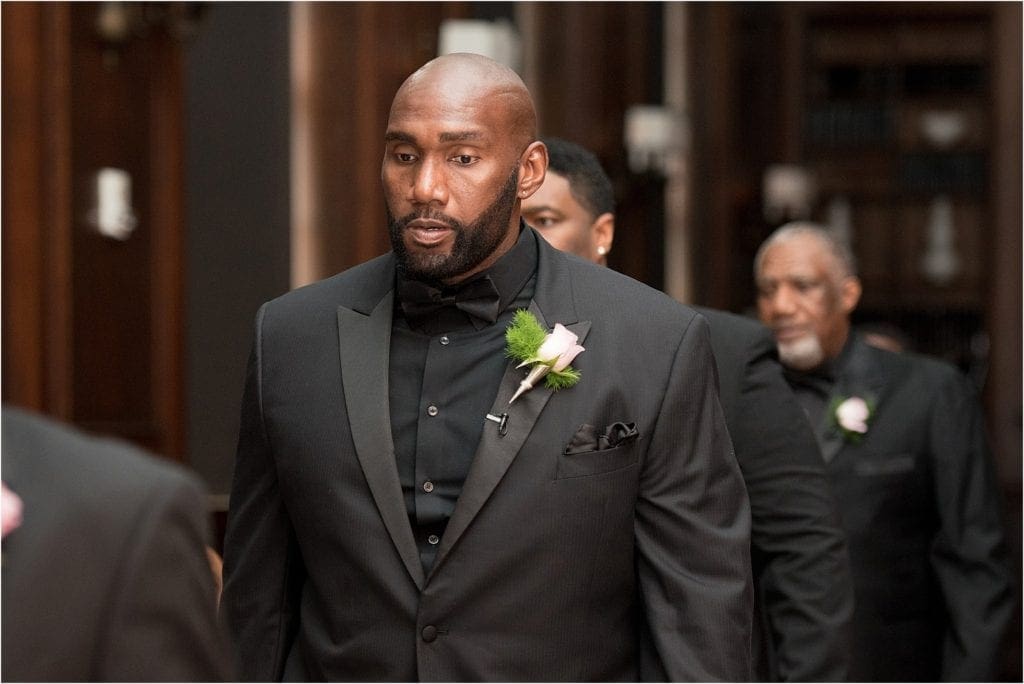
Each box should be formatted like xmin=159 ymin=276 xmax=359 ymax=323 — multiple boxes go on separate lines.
xmin=421 ymin=625 xmax=438 ymax=642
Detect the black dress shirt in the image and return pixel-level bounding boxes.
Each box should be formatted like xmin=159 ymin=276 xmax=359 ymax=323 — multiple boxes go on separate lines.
xmin=784 ymin=337 xmax=854 ymax=440
xmin=389 ymin=226 xmax=537 ymax=574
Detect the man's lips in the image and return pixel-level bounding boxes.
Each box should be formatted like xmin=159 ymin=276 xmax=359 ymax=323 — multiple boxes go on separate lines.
xmin=406 ymin=219 xmax=454 ymax=247
xmin=772 ymin=325 xmax=808 ymax=342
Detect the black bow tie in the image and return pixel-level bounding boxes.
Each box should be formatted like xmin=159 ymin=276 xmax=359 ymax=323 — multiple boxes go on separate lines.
xmin=784 ymin=364 xmax=835 ymax=395
xmin=398 ymin=275 xmax=501 ymax=331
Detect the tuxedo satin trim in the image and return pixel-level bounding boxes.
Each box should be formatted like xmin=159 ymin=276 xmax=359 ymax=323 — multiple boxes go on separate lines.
xmin=337 ymin=292 xmax=426 ymax=590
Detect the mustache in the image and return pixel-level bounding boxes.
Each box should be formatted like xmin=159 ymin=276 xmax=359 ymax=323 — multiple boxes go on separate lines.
xmin=394 ymin=209 xmax=464 ymax=231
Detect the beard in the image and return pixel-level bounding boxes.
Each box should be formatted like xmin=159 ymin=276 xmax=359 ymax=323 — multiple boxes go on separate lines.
xmin=777 ymin=334 xmax=826 ymax=371
xmin=388 ymin=170 xmax=519 ymax=282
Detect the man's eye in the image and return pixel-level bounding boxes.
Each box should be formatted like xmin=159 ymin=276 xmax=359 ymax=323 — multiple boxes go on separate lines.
xmin=452 ymin=154 xmax=476 ymax=165
xmin=524 ymin=215 xmax=556 ymax=229
xmin=795 ymin=281 xmax=817 ymax=293
xmin=396 ymin=153 xmax=416 ymax=163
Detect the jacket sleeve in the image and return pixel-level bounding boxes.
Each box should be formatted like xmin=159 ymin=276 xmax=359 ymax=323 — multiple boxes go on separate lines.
xmin=732 ymin=325 xmax=854 ymax=682
xmin=222 ymin=304 xmax=305 ymax=681
xmin=105 ymin=473 xmax=234 ymax=681
xmin=928 ymin=369 xmax=1014 ymax=681
xmin=635 ymin=312 xmax=754 ymax=681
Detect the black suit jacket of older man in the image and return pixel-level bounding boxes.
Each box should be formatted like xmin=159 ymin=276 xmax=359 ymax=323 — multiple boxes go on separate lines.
xmin=222 ymin=231 xmax=753 ymax=681
xmin=1 ymin=407 xmax=232 ymax=682
xmin=696 ymin=308 xmax=854 ymax=682
xmin=807 ymin=334 xmax=1013 ymax=681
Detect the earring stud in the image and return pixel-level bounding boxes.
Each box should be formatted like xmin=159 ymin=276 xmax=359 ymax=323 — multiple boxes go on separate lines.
xmin=597 ymin=246 xmax=608 ymax=256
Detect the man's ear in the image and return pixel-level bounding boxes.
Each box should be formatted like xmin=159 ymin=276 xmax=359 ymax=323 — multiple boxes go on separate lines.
xmin=516 ymin=141 xmax=548 ymax=199
xmin=592 ymin=212 xmax=615 ymax=254
xmin=840 ymin=276 xmax=862 ymax=315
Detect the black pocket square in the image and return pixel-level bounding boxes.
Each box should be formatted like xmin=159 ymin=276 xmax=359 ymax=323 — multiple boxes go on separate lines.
xmin=564 ymin=422 xmax=639 ymax=454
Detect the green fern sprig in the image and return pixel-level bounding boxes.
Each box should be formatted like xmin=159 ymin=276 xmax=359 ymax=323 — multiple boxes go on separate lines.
xmin=544 ymin=366 xmax=581 ymax=390
xmin=505 ymin=309 xmax=548 ymax=363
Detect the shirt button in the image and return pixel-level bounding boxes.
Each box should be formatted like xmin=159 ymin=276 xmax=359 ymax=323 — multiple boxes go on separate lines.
xmin=439 ymin=336 xmax=450 ymax=345
xmin=427 ymin=405 xmax=439 ymax=417
xmin=423 ymin=480 xmax=434 ymax=493
xmin=422 ymin=625 xmax=438 ymax=642
xmin=427 ymin=534 xmax=440 ymax=545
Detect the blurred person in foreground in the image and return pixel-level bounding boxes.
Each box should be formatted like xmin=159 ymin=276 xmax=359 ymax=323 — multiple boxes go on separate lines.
xmin=1 ymin=406 xmax=233 ymax=682
xmin=222 ymin=53 xmax=753 ymax=681
xmin=755 ymin=222 xmax=1013 ymax=681
xmin=523 ymin=136 xmax=855 ymax=681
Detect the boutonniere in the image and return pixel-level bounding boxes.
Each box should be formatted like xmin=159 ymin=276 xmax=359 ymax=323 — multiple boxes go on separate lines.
xmin=829 ymin=395 xmax=875 ymax=443
xmin=1 ymin=482 xmax=23 ymax=539
xmin=505 ymin=310 xmax=584 ymax=404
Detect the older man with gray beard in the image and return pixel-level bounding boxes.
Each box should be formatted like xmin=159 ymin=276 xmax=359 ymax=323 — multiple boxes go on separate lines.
xmin=755 ymin=223 xmax=1013 ymax=682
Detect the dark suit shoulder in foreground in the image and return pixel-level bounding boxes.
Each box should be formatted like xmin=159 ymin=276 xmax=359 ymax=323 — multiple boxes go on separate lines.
xmin=1 ymin=407 xmax=232 ymax=682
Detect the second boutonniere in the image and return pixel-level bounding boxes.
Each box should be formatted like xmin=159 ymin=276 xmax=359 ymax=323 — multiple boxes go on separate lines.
xmin=830 ymin=395 xmax=875 ymax=443
xmin=505 ymin=310 xmax=584 ymax=404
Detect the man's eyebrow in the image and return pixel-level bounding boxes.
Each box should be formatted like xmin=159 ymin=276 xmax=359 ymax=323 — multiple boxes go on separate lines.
xmin=438 ymin=130 xmax=485 ymax=143
xmin=521 ymin=204 xmax=559 ymax=215
xmin=385 ymin=130 xmax=485 ymax=145
xmin=384 ymin=131 xmax=416 ymax=144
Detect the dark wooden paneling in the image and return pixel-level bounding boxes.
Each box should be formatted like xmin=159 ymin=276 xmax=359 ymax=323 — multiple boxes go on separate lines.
xmin=295 ymin=2 xmax=471 ymax=283
xmin=530 ymin=2 xmax=663 ymax=287
xmin=2 ymin=3 xmax=73 ymax=416
xmin=2 ymin=2 xmax=185 ymax=460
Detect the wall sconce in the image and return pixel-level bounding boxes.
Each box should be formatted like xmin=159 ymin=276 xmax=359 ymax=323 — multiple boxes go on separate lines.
xmin=623 ymin=105 xmax=686 ymax=176
xmin=920 ymin=195 xmax=960 ymax=286
xmin=87 ymin=167 xmax=138 ymax=241
xmin=762 ymin=164 xmax=817 ymax=224
xmin=438 ymin=19 xmax=521 ymax=72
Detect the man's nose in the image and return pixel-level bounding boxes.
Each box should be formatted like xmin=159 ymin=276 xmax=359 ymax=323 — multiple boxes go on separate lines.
xmin=769 ymin=286 xmax=799 ymax=316
xmin=411 ymin=158 xmax=448 ymax=205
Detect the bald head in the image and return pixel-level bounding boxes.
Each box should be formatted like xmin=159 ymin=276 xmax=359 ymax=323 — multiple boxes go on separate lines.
xmin=381 ymin=53 xmax=548 ymax=284
xmin=390 ymin=53 xmax=537 ymax=154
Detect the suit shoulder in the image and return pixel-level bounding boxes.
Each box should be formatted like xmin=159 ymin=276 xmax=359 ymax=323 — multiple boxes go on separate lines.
xmin=694 ymin=307 xmax=765 ymax=337
xmin=263 ymin=253 xmax=394 ymax=315
xmin=867 ymin=342 xmax=967 ymax=384
xmin=693 ymin=307 xmax=772 ymax=357
xmin=565 ymin=257 xmax=699 ymax=331
xmin=2 ymin=407 xmax=206 ymax=509
xmin=900 ymin=348 xmax=976 ymax=394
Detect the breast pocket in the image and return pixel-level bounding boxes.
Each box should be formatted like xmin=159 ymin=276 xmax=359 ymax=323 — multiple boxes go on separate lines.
xmin=556 ymin=422 xmax=641 ymax=479
xmin=853 ymin=453 xmax=916 ymax=477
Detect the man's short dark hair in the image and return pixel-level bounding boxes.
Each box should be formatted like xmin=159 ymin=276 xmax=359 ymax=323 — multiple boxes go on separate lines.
xmin=542 ymin=137 xmax=615 ymax=219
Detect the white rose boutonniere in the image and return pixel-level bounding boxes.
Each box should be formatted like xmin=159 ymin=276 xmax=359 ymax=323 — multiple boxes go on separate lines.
xmin=505 ymin=310 xmax=585 ymax=404
xmin=830 ymin=395 xmax=874 ymax=443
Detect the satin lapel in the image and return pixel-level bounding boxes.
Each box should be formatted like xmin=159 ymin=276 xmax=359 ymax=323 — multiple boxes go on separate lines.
xmin=819 ymin=336 xmax=887 ymax=464
xmin=337 ymin=292 xmax=425 ymax=590
xmin=817 ymin=395 xmax=845 ymax=464
xmin=428 ymin=303 xmax=591 ymax=580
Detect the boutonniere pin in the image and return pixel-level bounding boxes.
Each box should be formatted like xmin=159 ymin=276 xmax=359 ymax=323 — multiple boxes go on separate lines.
xmin=830 ymin=395 xmax=875 ymax=443
xmin=505 ymin=310 xmax=584 ymax=404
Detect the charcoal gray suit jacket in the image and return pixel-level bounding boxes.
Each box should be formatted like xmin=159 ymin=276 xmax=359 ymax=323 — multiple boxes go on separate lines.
xmin=222 ymin=231 xmax=753 ymax=681
xmin=808 ymin=334 xmax=1013 ymax=681
xmin=698 ymin=308 xmax=853 ymax=682
xmin=1 ymin=407 xmax=232 ymax=682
